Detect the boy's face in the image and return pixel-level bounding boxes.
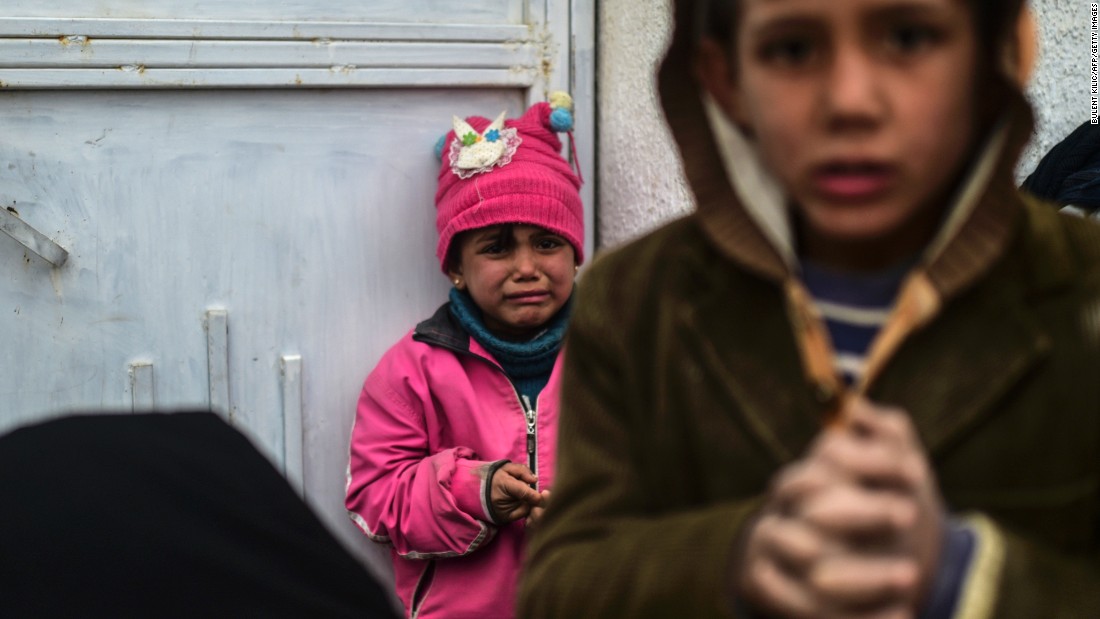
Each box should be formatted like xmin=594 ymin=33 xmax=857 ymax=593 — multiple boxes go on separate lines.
xmin=700 ymin=0 xmax=979 ymax=268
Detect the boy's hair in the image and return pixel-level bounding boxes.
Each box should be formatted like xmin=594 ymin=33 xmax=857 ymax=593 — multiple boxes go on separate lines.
xmin=698 ymin=0 xmax=736 ymax=50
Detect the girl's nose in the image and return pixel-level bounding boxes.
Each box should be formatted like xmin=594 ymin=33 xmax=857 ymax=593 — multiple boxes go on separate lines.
xmin=512 ymin=247 xmax=539 ymax=278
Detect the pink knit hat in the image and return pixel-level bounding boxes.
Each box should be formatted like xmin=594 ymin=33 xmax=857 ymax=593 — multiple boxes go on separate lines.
xmin=434 ymin=95 xmax=584 ymax=271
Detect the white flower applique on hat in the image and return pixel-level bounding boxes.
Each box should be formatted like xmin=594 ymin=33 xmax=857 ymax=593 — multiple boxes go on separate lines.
xmin=449 ymin=111 xmax=522 ymax=180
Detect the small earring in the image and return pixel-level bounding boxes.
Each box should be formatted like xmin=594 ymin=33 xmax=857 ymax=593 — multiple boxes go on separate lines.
xmin=453 ymin=279 xmax=462 ymax=287
xmin=574 ymin=265 xmax=579 ymax=273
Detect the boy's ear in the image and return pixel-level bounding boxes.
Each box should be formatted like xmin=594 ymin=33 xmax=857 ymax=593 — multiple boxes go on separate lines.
xmin=694 ymin=38 xmax=745 ymax=126
xmin=1011 ymin=6 xmax=1037 ymax=87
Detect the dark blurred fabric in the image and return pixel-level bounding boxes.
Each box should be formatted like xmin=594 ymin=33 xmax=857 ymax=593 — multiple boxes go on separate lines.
xmin=0 ymin=411 xmax=397 ymax=618
xmin=1022 ymin=121 xmax=1100 ymax=212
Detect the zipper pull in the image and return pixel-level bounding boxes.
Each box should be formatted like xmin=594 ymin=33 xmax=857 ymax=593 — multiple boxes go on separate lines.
xmin=521 ymin=395 xmax=536 ymax=430
xmin=521 ymin=395 xmax=537 ymax=489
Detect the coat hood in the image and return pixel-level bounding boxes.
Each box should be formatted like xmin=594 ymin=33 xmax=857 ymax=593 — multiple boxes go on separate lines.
xmin=659 ymin=0 xmax=1035 ymax=303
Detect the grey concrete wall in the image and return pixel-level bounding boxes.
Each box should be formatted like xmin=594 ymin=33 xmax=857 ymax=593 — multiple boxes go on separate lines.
xmin=596 ymin=0 xmax=690 ymax=249
xmin=597 ymin=0 xmax=1094 ymax=251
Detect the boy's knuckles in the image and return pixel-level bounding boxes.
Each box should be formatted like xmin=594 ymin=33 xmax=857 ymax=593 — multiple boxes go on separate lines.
xmin=758 ymin=516 xmax=823 ymax=564
xmin=748 ymin=562 xmax=816 ymax=619
xmin=804 ymin=490 xmax=917 ymax=537
xmin=810 ymin=556 xmax=918 ymax=605
xmin=874 ymin=409 xmax=918 ymax=444
xmin=771 ymin=461 xmax=812 ymax=492
xmin=770 ymin=465 xmax=833 ymax=510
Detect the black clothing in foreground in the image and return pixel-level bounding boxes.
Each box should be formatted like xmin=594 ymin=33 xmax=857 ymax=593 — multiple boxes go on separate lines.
xmin=1022 ymin=120 xmax=1100 ymax=212
xmin=0 ymin=411 xmax=396 ymax=619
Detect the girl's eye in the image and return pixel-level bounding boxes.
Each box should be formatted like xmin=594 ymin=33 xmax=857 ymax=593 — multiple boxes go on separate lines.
xmin=479 ymin=243 xmax=505 ymax=255
xmin=758 ymin=36 xmax=818 ymax=69
xmin=884 ymin=23 xmax=942 ymax=56
xmin=535 ymin=238 xmax=563 ymax=250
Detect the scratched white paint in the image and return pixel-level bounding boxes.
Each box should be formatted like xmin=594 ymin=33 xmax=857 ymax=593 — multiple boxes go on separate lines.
xmin=0 ymin=19 xmax=530 ymax=42
xmin=0 ymin=205 xmax=68 ymax=265
xmin=4 ymin=1 xmax=525 ymax=24
xmin=0 ymin=20 xmax=541 ymax=90
xmin=128 ymin=361 xmax=155 ymax=411
xmin=280 ymin=354 xmax=304 ymax=497
xmin=0 ymin=67 xmax=541 ymax=90
xmin=0 ymin=40 xmax=538 ymax=70
xmin=0 ymin=0 xmax=593 ymax=594
xmin=205 ymin=309 xmax=230 ymax=421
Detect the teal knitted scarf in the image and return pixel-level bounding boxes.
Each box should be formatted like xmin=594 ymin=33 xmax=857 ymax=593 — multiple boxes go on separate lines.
xmin=447 ymin=287 xmax=572 ymax=403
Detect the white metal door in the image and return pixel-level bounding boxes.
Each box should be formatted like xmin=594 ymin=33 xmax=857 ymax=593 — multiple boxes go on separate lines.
xmin=0 ymin=0 xmax=594 ymax=587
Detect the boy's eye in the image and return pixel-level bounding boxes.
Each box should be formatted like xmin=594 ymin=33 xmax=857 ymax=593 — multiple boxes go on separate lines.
xmin=758 ymin=35 xmax=819 ymax=69
xmin=883 ymin=23 xmax=942 ymax=56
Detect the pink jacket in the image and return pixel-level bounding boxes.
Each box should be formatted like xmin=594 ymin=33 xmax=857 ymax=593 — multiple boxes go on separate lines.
xmin=346 ymin=304 xmax=560 ymax=619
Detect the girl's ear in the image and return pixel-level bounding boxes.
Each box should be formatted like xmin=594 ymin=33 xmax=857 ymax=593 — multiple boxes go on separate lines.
xmin=447 ymin=264 xmax=464 ymax=289
xmin=694 ymin=38 xmax=746 ymax=126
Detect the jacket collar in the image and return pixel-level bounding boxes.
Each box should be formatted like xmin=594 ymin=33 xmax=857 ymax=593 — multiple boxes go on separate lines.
xmin=413 ymin=302 xmax=470 ymax=353
xmin=673 ymin=195 xmax=1071 ymax=464
xmin=869 ymin=195 xmax=1072 ymax=457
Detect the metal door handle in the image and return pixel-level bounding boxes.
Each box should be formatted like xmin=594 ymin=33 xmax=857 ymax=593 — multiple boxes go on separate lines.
xmin=0 ymin=207 xmax=68 ymax=267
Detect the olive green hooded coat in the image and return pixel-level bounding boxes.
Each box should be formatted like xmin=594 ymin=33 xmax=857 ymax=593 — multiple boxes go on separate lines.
xmin=518 ymin=1 xmax=1100 ymax=617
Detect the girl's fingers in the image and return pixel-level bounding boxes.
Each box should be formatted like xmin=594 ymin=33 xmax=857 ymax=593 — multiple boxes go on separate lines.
xmin=526 ymin=505 xmax=547 ymax=528
xmin=497 ymin=475 xmax=542 ymax=505
xmin=498 ymin=462 xmax=538 ymax=484
xmin=502 ymin=504 xmax=533 ymax=522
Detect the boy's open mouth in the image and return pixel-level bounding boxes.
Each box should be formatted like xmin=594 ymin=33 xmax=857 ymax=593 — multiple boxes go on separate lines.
xmin=811 ymin=161 xmax=898 ymax=202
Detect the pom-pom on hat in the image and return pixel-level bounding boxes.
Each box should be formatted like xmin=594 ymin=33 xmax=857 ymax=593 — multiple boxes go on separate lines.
xmin=434 ymin=94 xmax=584 ymax=272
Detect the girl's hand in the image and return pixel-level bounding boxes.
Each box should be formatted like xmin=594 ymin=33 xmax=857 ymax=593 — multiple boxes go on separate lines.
xmin=489 ymin=462 xmax=543 ymax=524
xmin=525 ymin=490 xmax=552 ymax=528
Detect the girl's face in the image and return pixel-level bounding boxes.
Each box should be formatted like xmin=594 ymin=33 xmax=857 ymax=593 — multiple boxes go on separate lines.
xmin=701 ymin=0 xmax=980 ymax=269
xmin=448 ymin=224 xmax=576 ymax=340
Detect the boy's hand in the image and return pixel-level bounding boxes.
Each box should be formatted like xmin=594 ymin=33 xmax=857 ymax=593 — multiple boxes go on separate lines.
xmin=489 ymin=462 xmax=544 ymax=524
xmin=734 ymin=398 xmax=945 ymax=618
xmin=834 ymin=400 xmax=946 ymax=604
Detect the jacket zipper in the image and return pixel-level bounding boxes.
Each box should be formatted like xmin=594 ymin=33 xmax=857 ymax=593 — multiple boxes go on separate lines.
xmin=415 ymin=333 xmax=541 ymax=491
xmin=409 ymin=560 xmax=435 ymax=619
xmin=520 ymin=395 xmax=538 ymax=490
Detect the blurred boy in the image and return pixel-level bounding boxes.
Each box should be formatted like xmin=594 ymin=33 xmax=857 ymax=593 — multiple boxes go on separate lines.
xmin=519 ymin=0 xmax=1100 ymax=617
